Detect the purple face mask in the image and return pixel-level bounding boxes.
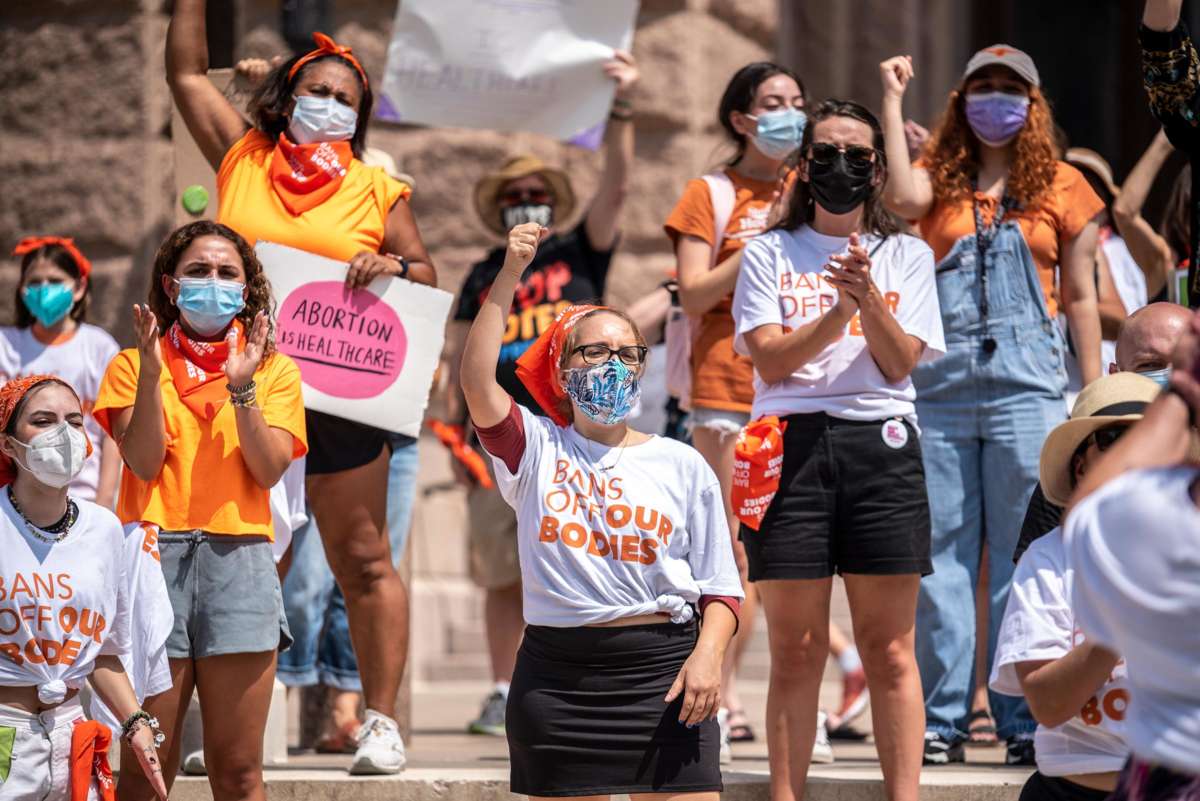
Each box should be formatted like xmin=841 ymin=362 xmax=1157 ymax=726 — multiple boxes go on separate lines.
xmin=965 ymin=91 xmax=1030 ymax=147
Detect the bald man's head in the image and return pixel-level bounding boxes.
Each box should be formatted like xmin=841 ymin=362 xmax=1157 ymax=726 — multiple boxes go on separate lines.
xmin=1112 ymin=302 xmax=1192 ymax=373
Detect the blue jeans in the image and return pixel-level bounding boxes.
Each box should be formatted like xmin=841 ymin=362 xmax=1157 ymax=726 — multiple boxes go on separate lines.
xmin=912 ymin=224 xmax=1065 ymax=742
xmin=277 ymin=437 xmax=418 ymax=690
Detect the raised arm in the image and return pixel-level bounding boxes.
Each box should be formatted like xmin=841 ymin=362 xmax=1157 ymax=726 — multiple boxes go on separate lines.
xmin=880 ymin=56 xmax=935 ymax=220
xmin=461 ymin=223 xmax=545 ymax=427
xmin=585 ymin=50 xmax=639 ymax=251
xmin=166 ymin=0 xmax=250 ymax=172
xmin=111 ymin=306 xmax=167 ymax=482
xmin=1061 ymin=220 xmax=1104 ymax=385
xmin=1112 ymin=129 xmax=1176 ymax=297
xmin=224 ymin=312 xmax=296 ymax=488
xmin=1143 ymin=0 xmax=1183 ymax=30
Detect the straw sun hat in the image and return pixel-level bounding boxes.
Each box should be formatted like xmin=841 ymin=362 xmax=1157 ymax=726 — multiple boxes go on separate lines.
xmin=473 ymin=155 xmax=576 ymax=237
xmin=1039 ymin=372 xmax=1173 ymax=506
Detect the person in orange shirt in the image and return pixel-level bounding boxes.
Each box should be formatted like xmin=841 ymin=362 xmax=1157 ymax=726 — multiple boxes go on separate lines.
xmin=663 ymin=61 xmax=804 ymax=753
xmin=165 ymin=0 xmax=436 ymax=774
xmin=879 ymin=46 xmax=1103 ymax=766
xmin=95 ymin=221 xmax=307 ymax=801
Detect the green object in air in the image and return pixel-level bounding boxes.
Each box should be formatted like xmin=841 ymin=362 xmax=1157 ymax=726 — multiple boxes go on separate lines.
xmin=182 ymin=184 xmax=210 ymax=215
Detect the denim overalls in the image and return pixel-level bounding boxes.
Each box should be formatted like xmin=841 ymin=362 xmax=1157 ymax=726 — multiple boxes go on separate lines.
xmin=912 ymin=214 xmax=1067 ymax=742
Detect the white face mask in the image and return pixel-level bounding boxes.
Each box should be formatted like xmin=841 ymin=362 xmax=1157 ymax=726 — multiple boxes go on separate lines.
xmin=10 ymin=422 xmax=87 ymax=489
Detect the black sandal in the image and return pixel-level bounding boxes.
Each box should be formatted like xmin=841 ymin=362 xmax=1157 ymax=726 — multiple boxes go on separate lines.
xmin=726 ymin=709 xmax=756 ymax=742
xmin=966 ymin=709 xmax=998 ymax=745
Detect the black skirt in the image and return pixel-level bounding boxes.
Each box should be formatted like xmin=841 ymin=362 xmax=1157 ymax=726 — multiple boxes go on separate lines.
xmin=507 ymin=619 xmax=722 ymax=797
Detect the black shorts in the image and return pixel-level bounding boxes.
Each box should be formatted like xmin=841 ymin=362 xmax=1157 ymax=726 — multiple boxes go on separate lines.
xmin=304 ymin=410 xmax=393 ymax=475
xmin=1019 ymin=772 xmax=1113 ymax=801
xmin=507 ymin=620 xmax=722 ymax=797
xmin=740 ymin=412 xmax=932 ymax=580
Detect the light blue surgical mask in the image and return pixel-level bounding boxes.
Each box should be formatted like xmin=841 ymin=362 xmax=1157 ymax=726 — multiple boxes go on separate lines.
xmin=747 ymin=107 xmax=807 ymax=160
xmin=1137 ymin=366 xmax=1172 ymax=389
xmin=288 ymin=94 xmax=358 ymax=144
xmin=22 ymin=283 xmax=75 ymax=328
xmin=563 ymin=359 xmax=641 ymax=426
xmin=174 ymin=278 xmax=246 ymax=337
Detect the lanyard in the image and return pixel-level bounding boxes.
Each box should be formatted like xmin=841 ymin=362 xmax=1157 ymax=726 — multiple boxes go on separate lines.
xmin=972 ymin=186 xmax=1018 ymax=354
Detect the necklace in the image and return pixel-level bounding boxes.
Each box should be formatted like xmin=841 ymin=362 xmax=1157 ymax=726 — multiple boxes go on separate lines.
xmin=7 ymin=486 xmax=76 ymax=544
xmin=584 ymin=429 xmax=631 ymax=473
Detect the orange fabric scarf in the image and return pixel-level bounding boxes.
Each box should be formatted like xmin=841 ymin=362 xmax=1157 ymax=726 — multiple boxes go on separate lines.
xmin=269 ymin=134 xmax=352 ymax=215
xmin=70 ymin=721 xmax=116 ymax=801
xmin=731 ymin=416 xmax=788 ymax=531
xmin=163 ymin=321 xmax=244 ymax=421
xmin=0 ymin=375 xmax=93 ymax=487
xmin=515 ymin=304 xmax=604 ymax=427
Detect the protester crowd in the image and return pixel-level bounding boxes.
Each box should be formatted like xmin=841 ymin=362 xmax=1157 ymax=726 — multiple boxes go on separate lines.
xmin=2 ymin=1 xmax=1199 ymax=800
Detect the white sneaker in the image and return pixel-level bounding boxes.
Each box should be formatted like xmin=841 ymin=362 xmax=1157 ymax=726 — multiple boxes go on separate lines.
xmin=717 ymin=707 xmax=732 ymax=765
xmin=349 ymin=710 xmax=407 ymax=775
xmin=181 ymin=749 xmax=206 ymax=775
xmin=811 ymin=711 xmax=834 ymax=764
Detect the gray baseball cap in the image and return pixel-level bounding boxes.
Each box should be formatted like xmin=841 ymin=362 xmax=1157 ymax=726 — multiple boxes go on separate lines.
xmin=963 ymin=44 xmax=1040 ymax=88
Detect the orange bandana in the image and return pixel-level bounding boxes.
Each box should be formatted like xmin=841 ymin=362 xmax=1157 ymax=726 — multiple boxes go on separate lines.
xmin=731 ymin=416 xmax=788 ymax=531
xmin=269 ymin=133 xmax=352 ymax=215
xmin=515 ymin=304 xmax=604 ymax=426
xmin=70 ymin=721 xmax=116 ymax=801
xmin=0 ymin=375 xmax=93 ymax=488
xmin=288 ymin=32 xmax=369 ymax=89
xmin=163 ymin=320 xmax=244 ymax=421
xmin=12 ymin=236 xmax=92 ymax=278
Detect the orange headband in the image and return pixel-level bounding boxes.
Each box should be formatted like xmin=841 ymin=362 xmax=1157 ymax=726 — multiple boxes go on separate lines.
xmin=12 ymin=236 xmax=92 ymax=279
xmin=515 ymin=304 xmax=605 ymax=427
xmin=288 ymin=32 xmax=369 ymax=89
xmin=0 ymin=375 xmax=93 ymax=488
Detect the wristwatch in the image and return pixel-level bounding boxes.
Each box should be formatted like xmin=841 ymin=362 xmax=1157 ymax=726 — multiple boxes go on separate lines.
xmin=385 ymin=253 xmax=410 ymax=279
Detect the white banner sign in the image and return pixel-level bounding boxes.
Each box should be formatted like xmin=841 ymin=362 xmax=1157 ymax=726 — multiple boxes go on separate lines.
xmin=377 ymin=0 xmax=639 ymax=148
xmin=257 ymin=242 xmax=453 ymax=437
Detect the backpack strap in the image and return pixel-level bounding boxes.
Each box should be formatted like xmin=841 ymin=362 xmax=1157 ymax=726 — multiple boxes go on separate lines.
xmin=701 ymin=172 xmax=737 ymax=269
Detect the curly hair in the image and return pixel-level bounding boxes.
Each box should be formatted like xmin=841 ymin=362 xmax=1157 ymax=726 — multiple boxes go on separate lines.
xmin=924 ymin=84 xmax=1059 ymax=208
xmin=148 ymin=221 xmax=277 ymax=354
xmin=12 ymin=243 xmax=91 ymax=328
xmin=248 ymin=54 xmax=372 ymax=158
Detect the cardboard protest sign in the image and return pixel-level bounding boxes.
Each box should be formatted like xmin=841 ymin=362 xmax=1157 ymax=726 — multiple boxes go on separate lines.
xmin=257 ymin=242 xmax=453 ymax=436
xmin=377 ymin=0 xmax=639 ymax=149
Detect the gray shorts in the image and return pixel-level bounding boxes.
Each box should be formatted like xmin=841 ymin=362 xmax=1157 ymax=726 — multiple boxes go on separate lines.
xmin=159 ymin=531 xmax=292 ymax=659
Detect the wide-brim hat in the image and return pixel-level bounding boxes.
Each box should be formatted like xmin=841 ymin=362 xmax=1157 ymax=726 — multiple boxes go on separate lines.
xmin=1066 ymin=147 xmax=1119 ymax=200
xmin=1040 ymin=372 xmax=1166 ymax=506
xmin=963 ymin=44 xmax=1040 ymax=88
xmin=474 ymin=155 xmax=576 ymax=237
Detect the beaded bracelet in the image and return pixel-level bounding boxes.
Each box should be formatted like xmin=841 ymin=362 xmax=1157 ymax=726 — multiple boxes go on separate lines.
xmin=122 ymin=710 xmax=166 ymax=746
xmin=227 ymin=380 xmax=258 ymax=408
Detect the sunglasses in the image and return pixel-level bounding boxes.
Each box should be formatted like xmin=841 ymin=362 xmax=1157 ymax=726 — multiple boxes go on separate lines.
xmin=571 ymin=343 xmax=648 ymax=367
xmin=500 ymin=188 xmax=552 ymax=205
xmin=1088 ymin=424 xmax=1130 ymax=452
xmin=809 ymin=142 xmax=876 ymax=168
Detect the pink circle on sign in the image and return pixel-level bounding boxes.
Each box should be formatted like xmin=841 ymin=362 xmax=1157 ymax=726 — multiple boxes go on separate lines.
xmin=276 ymin=281 xmax=407 ymax=399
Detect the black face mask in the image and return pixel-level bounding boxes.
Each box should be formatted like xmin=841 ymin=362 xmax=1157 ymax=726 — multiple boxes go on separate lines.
xmin=501 ymin=203 xmax=554 ymax=232
xmin=806 ymin=153 xmax=875 ymax=215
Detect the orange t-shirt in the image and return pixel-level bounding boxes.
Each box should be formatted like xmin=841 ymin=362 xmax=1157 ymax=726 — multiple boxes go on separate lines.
xmin=917 ymin=161 xmax=1104 ymax=317
xmin=93 ymin=348 xmax=308 ymax=539
xmin=216 ymin=130 xmax=411 ymax=263
xmin=664 ymin=169 xmax=780 ymax=412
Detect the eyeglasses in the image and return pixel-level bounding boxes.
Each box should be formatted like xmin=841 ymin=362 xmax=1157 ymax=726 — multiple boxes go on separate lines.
xmin=1089 ymin=425 xmax=1130 ymax=452
xmin=500 ymin=188 xmax=552 ymax=205
xmin=809 ymin=142 xmax=876 ymax=168
xmin=571 ymin=343 xmax=648 ymax=367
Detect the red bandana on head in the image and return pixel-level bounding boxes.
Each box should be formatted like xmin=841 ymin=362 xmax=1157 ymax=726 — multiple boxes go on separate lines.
xmin=163 ymin=320 xmax=245 ymax=421
xmin=0 ymin=375 xmax=94 ymax=488
xmin=514 ymin=304 xmax=605 ymax=427
xmin=269 ymin=134 xmax=352 ymax=215
xmin=12 ymin=236 xmax=92 ymax=278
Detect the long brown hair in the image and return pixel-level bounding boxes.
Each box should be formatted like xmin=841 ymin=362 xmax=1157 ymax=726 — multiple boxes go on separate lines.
xmin=924 ymin=84 xmax=1059 ymax=207
xmin=148 ymin=221 xmax=277 ymax=353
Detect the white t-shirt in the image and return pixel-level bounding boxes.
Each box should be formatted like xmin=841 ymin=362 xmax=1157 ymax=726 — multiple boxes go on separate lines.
xmin=1064 ymin=466 xmax=1200 ymax=775
xmin=489 ymin=405 xmax=744 ymax=627
xmin=0 ymin=325 xmax=120 ymax=501
xmin=990 ymin=530 xmax=1129 ymax=776
xmin=0 ymin=493 xmax=130 ymax=704
xmin=732 ymin=227 xmax=945 ymax=424
xmin=93 ymin=523 xmax=173 ymax=731
xmin=269 ymin=457 xmax=309 ymax=562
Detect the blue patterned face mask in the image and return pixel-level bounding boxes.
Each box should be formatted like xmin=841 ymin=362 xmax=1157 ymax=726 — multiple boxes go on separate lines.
xmin=563 ymin=359 xmax=641 ymax=426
